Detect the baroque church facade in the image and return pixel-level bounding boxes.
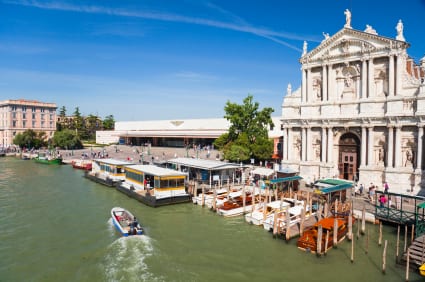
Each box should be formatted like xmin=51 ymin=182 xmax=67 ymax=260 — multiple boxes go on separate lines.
xmin=280 ymin=11 xmax=425 ymax=195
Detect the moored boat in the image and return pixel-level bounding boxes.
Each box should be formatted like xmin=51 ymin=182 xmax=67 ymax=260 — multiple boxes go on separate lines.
xmin=111 ymin=207 xmax=143 ymax=236
xmin=297 ymin=216 xmax=351 ymax=254
xmin=34 ymin=152 xmax=62 ymax=164
xmin=71 ymin=159 xmax=92 ymax=170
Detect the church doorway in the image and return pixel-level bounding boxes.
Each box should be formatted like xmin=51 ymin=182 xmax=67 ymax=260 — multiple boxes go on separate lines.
xmin=338 ymin=132 xmax=360 ymax=181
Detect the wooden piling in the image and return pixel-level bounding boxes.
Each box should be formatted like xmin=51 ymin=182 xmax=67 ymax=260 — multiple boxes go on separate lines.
xmin=378 ymin=221 xmax=382 ymax=246
xmin=324 ymin=202 xmax=329 ymax=218
xmin=382 ymin=240 xmax=387 ymax=274
xmin=406 ymin=249 xmax=410 ymax=281
xmin=299 ymin=207 xmax=306 ymax=236
xmin=201 ymin=184 xmax=205 ymax=207
xmin=317 ymin=203 xmax=323 ymax=221
xmin=317 ymin=225 xmax=323 ymax=256
xmin=356 ymin=220 xmax=360 ymax=240
xmin=404 ymin=225 xmax=408 ymax=253
xmin=333 ymin=217 xmax=338 ymax=247
xmin=194 ymin=181 xmax=198 ymax=200
xmin=351 ymin=233 xmax=354 ymax=263
xmin=334 ymin=199 xmax=338 ymax=215
xmin=212 ymin=186 xmax=217 ymax=211
xmin=324 ymin=230 xmax=330 ymax=255
xmin=411 ymin=225 xmax=415 ymax=244
xmin=365 ymin=229 xmax=369 ymax=254
xmin=272 ymin=210 xmax=278 ymax=238
xmin=241 ymin=186 xmax=245 ymax=213
xmin=348 ymin=211 xmax=353 ymax=241
xmin=361 ymin=206 xmax=366 ymax=235
xmin=396 ymin=225 xmax=400 ymax=262
xmin=285 ymin=210 xmax=291 ymax=241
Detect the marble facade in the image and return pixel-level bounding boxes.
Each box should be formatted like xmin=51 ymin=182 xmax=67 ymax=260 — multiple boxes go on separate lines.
xmin=281 ymin=11 xmax=425 ymax=195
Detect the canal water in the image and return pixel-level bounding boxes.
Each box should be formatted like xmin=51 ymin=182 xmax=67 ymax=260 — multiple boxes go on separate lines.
xmin=0 ymin=157 xmax=422 ymax=282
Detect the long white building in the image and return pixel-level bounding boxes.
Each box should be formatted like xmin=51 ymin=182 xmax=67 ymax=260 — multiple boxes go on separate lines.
xmin=281 ymin=11 xmax=425 ymax=195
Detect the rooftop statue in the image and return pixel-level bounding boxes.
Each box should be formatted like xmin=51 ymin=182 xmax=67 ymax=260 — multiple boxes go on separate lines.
xmin=364 ymin=24 xmax=377 ymax=35
xmin=302 ymin=41 xmax=307 ymax=56
xmin=344 ymin=9 xmax=352 ymax=28
xmin=396 ymin=19 xmax=405 ymax=41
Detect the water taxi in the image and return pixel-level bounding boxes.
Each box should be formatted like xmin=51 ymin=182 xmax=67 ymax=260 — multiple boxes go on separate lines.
xmin=34 ymin=151 xmax=62 ymax=165
xmin=245 ymin=200 xmax=291 ymax=226
xmin=111 ymin=207 xmax=143 ymax=236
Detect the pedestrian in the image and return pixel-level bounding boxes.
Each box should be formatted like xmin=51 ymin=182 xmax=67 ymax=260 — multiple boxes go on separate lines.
xmin=384 ymin=181 xmax=389 ymax=193
xmin=379 ymin=194 xmax=387 ymax=208
xmin=359 ymin=183 xmax=364 ymax=195
xmin=369 ymin=183 xmax=375 ymax=203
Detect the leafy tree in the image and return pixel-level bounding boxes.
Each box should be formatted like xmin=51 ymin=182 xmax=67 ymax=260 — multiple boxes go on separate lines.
xmin=13 ymin=129 xmax=47 ymax=149
xmin=214 ymin=94 xmax=274 ymax=162
xmin=83 ymin=114 xmax=101 ymax=141
xmin=52 ymin=129 xmax=83 ymax=149
xmin=103 ymin=114 xmax=115 ymax=130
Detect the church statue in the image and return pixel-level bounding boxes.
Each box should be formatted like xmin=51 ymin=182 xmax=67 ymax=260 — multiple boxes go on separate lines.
xmin=396 ymin=19 xmax=405 ymax=41
xmin=344 ymin=9 xmax=352 ymax=28
xmin=302 ymin=41 xmax=307 ymax=56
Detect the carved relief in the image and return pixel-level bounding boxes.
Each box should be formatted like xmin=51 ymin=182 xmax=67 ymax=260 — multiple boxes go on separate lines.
xmin=402 ymin=137 xmax=415 ymax=167
xmin=374 ymin=134 xmax=386 ymax=165
xmin=312 ymin=136 xmax=321 ymax=161
xmin=293 ymin=135 xmax=302 ymax=161
xmin=313 ymin=77 xmax=322 ymax=100
xmin=336 ymin=64 xmax=359 ymax=100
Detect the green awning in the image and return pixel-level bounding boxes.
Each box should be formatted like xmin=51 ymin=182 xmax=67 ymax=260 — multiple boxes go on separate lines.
xmin=417 ymin=202 xmax=425 ymax=209
xmin=317 ymin=183 xmax=354 ymax=194
xmin=270 ymin=175 xmax=302 ymax=184
xmin=315 ymin=178 xmax=352 ymax=186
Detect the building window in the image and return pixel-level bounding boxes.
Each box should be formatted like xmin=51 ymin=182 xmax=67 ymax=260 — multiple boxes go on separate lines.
xmin=50 ymin=114 xmax=53 ymax=120
xmin=11 ymin=105 xmax=17 ymax=111
xmin=23 ymin=121 xmax=26 ymax=128
xmin=41 ymin=114 xmax=45 ymax=120
xmin=32 ymin=107 xmax=36 ymax=112
xmin=41 ymin=108 xmax=45 ymax=113
xmin=12 ymin=121 xmax=16 ymax=127
xmin=50 ymin=121 xmax=53 ymax=128
xmin=32 ymin=113 xmax=36 ymax=119
xmin=12 ymin=112 xmax=16 ymax=119
xmin=32 ymin=121 xmax=36 ymax=127
xmin=22 ymin=113 xmax=26 ymax=119
xmin=41 ymin=121 xmax=45 ymax=128
xmin=22 ymin=106 xmax=27 ymax=112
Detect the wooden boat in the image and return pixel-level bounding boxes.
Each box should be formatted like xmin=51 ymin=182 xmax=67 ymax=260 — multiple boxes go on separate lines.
xmin=71 ymin=159 xmax=92 ymax=170
xmin=111 ymin=207 xmax=143 ymax=236
xmin=34 ymin=152 xmax=62 ymax=165
xmin=216 ymin=194 xmax=262 ymax=217
xmin=193 ymin=188 xmax=228 ymax=205
xmin=297 ymin=216 xmax=350 ymax=254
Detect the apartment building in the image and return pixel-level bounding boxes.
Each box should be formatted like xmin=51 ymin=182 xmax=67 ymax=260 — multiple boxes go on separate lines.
xmin=0 ymin=99 xmax=57 ymax=147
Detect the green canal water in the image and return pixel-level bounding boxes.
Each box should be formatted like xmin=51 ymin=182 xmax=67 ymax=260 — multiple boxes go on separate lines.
xmin=0 ymin=157 xmax=422 ymax=282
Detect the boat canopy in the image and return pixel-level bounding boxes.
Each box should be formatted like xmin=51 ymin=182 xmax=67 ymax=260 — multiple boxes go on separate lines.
xmin=251 ymin=167 xmax=274 ymax=177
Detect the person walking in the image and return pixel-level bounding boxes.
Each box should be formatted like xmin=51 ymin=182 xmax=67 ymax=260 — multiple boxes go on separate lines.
xmin=384 ymin=181 xmax=389 ymax=194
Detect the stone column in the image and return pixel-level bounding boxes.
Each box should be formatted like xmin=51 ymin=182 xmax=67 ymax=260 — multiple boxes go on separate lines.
xmin=394 ymin=126 xmax=402 ymax=167
xmin=301 ymin=127 xmax=306 ymax=161
xmin=307 ymin=68 xmax=312 ymax=103
xmin=416 ymin=125 xmax=424 ymax=171
xmin=282 ymin=127 xmax=287 ymax=161
xmin=361 ymin=126 xmax=367 ymax=166
xmin=367 ymin=126 xmax=374 ymax=166
xmin=387 ymin=126 xmax=394 ymax=168
xmin=327 ymin=127 xmax=333 ymax=163
xmin=287 ymin=127 xmax=293 ymax=161
xmin=388 ymin=54 xmax=395 ymax=97
xmin=301 ymin=68 xmax=306 ymax=103
xmin=395 ymin=55 xmax=402 ymax=95
xmin=368 ymin=58 xmax=374 ymax=98
xmin=323 ymin=65 xmax=328 ymax=101
xmin=321 ymin=127 xmax=327 ymax=162
xmin=361 ymin=59 xmax=367 ymax=99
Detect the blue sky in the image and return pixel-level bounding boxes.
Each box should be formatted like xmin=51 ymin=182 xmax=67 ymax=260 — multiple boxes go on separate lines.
xmin=1 ymin=0 xmax=424 ymax=121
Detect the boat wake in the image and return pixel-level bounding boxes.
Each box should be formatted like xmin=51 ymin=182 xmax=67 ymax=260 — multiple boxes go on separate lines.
xmin=103 ymin=235 xmax=162 ymax=281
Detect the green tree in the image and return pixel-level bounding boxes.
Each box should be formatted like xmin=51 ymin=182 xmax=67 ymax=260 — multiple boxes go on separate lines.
xmin=52 ymin=129 xmax=83 ymax=149
xmin=59 ymin=106 xmax=66 ymax=118
xmin=72 ymin=107 xmax=84 ymax=136
xmin=103 ymin=114 xmax=115 ymax=130
xmin=13 ymin=129 xmax=47 ymax=149
xmin=214 ymin=94 xmax=274 ymax=162
xmin=83 ymin=114 xmax=100 ymax=141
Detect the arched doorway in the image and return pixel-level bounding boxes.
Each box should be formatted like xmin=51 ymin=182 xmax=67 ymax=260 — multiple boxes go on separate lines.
xmin=338 ymin=132 xmax=360 ymax=181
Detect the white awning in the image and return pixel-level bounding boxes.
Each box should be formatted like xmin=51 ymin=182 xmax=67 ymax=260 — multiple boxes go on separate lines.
xmin=251 ymin=167 xmax=274 ymax=177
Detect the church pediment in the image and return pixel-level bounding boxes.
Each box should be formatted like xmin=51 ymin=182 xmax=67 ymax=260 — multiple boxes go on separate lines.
xmin=301 ymin=28 xmax=409 ymax=64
